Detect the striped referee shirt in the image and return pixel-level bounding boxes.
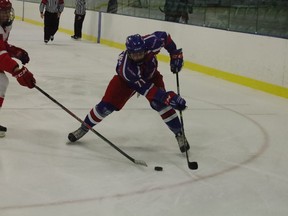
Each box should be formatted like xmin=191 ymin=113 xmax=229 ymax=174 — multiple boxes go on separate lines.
xmin=39 ymin=0 xmax=64 ymax=14
xmin=75 ymin=0 xmax=86 ymax=15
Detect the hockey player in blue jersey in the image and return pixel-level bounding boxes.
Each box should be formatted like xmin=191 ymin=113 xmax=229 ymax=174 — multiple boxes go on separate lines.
xmin=68 ymin=31 xmax=190 ymax=153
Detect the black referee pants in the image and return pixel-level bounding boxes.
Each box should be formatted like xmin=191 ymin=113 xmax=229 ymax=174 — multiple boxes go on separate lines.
xmin=44 ymin=11 xmax=60 ymax=41
xmin=74 ymin=14 xmax=85 ymax=38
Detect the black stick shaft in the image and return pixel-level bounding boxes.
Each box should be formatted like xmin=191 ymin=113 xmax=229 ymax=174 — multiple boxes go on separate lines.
xmin=175 ymin=73 xmax=193 ymax=166
xmin=35 ymin=85 xmax=147 ymax=166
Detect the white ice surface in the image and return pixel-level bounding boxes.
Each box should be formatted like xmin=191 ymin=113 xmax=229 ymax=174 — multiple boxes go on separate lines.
xmin=0 ymin=21 xmax=288 ymax=216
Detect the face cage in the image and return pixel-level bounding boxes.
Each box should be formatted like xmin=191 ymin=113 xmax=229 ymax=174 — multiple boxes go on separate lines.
xmin=0 ymin=7 xmax=15 ymax=27
xmin=128 ymin=50 xmax=146 ymax=62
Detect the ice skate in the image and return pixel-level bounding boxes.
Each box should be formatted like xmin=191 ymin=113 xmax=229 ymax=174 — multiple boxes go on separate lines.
xmin=71 ymin=35 xmax=81 ymax=40
xmin=68 ymin=125 xmax=89 ymax=142
xmin=175 ymin=132 xmax=190 ymax=153
xmin=0 ymin=125 xmax=7 ymax=138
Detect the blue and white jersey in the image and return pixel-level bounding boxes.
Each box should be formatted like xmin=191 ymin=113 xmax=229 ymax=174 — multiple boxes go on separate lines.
xmin=116 ymin=31 xmax=178 ymax=96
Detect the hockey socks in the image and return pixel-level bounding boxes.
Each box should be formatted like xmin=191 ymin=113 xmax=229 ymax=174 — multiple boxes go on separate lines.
xmin=68 ymin=102 xmax=115 ymax=142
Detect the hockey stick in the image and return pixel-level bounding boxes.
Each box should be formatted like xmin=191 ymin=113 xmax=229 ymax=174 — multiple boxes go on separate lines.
xmin=175 ymin=73 xmax=198 ymax=170
xmin=35 ymin=85 xmax=147 ymax=167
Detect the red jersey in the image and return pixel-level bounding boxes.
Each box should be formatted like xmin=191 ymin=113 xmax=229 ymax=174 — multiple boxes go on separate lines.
xmin=0 ymin=24 xmax=19 ymax=74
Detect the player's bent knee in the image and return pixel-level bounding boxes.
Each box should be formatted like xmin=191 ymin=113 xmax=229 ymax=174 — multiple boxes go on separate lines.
xmin=97 ymin=101 xmax=117 ymax=117
xmin=150 ymin=100 xmax=167 ymax=112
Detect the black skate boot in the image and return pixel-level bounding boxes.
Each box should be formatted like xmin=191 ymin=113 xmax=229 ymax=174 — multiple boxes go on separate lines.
xmin=175 ymin=132 xmax=190 ymax=153
xmin=68 ymin=125 xmax=89 ymax=142
xmin=0 ymin=125 xmax=7 ymax=138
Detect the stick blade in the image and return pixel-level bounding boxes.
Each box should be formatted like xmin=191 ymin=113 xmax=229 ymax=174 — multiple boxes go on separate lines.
xmin=134 ymin=159 xmax=148 ymax=167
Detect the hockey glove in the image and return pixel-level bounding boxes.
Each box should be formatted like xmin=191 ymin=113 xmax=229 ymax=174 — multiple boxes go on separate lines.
xmin=15 ymin=48 xmax=30 ymax=65
xmin=170 ymin=49 xmax=183 ymax=73
xmin=13 ymin=67 xmax=36 ymax=89
xmin=162 ymin=91 xmax=186 ymax=111
xmin=8 ymin=46 xmax=30 ymax=65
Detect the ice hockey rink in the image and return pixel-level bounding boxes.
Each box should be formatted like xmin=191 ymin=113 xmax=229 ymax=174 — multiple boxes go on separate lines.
xmin=1 ymin=21 xmax=288 ymax=216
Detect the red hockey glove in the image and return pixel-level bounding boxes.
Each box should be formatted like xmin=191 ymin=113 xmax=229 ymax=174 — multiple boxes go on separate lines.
xmin=8 ymin=46 xmax=30 ymax=65
xmin=170 ymin=49 xmax=183 ymax=73
xmin=15 ymin=48 xmax=30 ymax=65
xmin=162 ymin=91 xmax=186 ymax=111
xmin=13 ymin=67 xmax=36 ymax=89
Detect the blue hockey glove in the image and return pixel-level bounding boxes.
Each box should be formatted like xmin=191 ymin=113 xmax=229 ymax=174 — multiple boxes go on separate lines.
xmin=170 ymin=49 xmax=183 ymax=73
xmin=162 ymin=91 xmax=186 ymax=111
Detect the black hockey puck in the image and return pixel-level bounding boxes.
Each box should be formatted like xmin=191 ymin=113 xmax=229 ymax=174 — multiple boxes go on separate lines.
xmin=189 ymin=162 xmax=198 ymax=170
xmin=154 ymin=166 xmax=163 ymax=171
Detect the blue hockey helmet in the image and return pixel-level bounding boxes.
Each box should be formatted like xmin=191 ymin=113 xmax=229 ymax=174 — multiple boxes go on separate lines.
xmin=125 ymin=34 xmax=146 ymax=62
xmin=126 ymin=34 xmax=146 ymax=53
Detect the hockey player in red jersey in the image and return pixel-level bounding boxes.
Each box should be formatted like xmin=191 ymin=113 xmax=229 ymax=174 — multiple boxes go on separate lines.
xmin=68 ymin=32 xmax=190 ymax=153
xmin=0 ymin=0 xmax=36 ymax=137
